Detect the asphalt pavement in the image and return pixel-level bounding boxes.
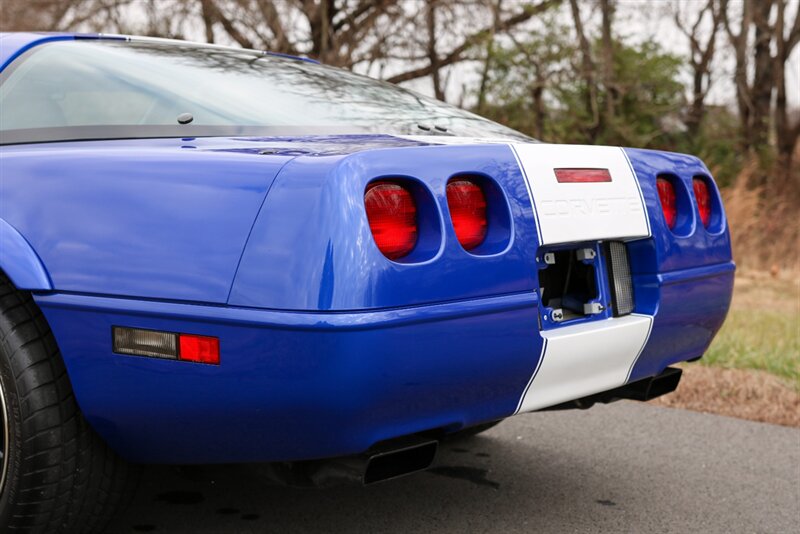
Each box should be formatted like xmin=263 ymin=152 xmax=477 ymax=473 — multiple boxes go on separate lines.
xmin=106 ymin=401 xmax=800 ymax=533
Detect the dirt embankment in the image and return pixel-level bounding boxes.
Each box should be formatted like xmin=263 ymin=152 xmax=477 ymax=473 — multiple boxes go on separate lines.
xmin=651 ymin=365 xmax=799 ymax=427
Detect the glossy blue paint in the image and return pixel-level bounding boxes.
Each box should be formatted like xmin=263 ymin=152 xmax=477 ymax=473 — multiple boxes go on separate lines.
xmin=623 ymin=148 xmax=734 ymax=381
xmin=0 ymin=218 xmax=52 ymax=290
xmin=1 ymin=138 xmax=295 ymax=303
xmin=35 ymin=290 xmax=541 ymax=463
xmin=229 ymin=143 xmax=540 ymax=310
xmin=623 ymin=148 xmax=732 ymax=274
xmin=628 ymin=265 xmax=734 ymax=381
xmin=0 ymin=129 xmax=734 ymax=463
xmin=1 ymin=31 xmax=735 ymax=463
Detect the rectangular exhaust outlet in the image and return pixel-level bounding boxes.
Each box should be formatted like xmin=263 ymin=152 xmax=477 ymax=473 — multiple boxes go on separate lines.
xmin=364 ymin=440 xmax=438 ymax=484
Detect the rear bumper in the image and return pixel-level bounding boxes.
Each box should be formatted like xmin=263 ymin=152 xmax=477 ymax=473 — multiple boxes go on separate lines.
xmin=34 ymin=261 xmax=733 ymax=464
xmin=629 ymin=261 xmax=735 ymax=381
xmin=36 ymin=291 xmax=542 ymax=464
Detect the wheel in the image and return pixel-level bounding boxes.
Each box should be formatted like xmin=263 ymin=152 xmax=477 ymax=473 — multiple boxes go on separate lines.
xmin=444 ymin=420 xmax=502 ymax=441
xmin=0 ymin=274 xmax=137 ymax=533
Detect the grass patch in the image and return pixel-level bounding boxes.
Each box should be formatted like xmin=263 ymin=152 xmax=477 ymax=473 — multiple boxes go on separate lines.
xmin=699 ymin=271 xmax=799 ymax=390
xmin=702 ymin=308 xmax=799 ymax=389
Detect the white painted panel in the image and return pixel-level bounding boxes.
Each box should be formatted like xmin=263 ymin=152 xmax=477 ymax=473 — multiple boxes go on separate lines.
xmin=510 ymin=143 xmax=650 ymax=245
xmin=517 ymin=314 xmax=652 ymax=413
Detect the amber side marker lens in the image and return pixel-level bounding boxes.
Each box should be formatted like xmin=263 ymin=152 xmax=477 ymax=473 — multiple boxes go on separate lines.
xmin=113 ymin=327 xmax=220 ymax=365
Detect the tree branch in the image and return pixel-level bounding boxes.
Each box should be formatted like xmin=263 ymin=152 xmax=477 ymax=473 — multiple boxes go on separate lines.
xmin=385 ymin=0 xmax=560 ymax=84
xmin=204 ymin=0 xmax=255 ymax=49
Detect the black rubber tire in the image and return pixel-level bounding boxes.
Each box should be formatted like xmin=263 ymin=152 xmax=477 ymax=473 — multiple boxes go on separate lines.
xmin=0 ymin=274 xmax=137 ymax=533
xmin=444 ymin=420 xmax=502 ymax=441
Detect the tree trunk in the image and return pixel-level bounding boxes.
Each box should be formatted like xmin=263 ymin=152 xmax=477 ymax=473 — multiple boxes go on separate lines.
xmin=675 ymin=0 xmax=720 ymax=138
xmin=308 ymin=0 xmax=337 ymax=63
xmin=723 ymin=0 xmax=754 ymax=151
xmin=600 ymin=0 xmax=617 ymax=133
xmin=200 ymin=0 xmax=216 ymax=43
xmin=750 ymin=0 xmax=775 ymax=154
xmin=774 ymin=0 xmax=800 ymax=182
xmin=476 ymin=0 xmax=503 ymax=114
xmin=426 ymin=0 xmax=445 ymax=101
xmin=568 ymin=0 xmax=600 ymax=141
xmin=686 ymin=70 xmax=705 ymax=137
xmin=531 ymin=81 xmax=545 ymax=140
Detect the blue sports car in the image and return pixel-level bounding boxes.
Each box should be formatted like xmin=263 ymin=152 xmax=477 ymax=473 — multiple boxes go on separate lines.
xmin=0 ymin=33 xmax=733 ymax=532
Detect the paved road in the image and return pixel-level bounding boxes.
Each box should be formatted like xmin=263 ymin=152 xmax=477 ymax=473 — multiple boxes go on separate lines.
xmin=106 ymin=402 xmax=800 ymax=533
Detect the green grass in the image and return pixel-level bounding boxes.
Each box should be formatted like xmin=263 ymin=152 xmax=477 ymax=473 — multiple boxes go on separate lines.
xmin=702 ymin=307 xmax=800 ymax=390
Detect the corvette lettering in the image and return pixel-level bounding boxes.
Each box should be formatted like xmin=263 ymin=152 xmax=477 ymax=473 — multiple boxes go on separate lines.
xmin=539 ymin=197 xmax=643 ymax=217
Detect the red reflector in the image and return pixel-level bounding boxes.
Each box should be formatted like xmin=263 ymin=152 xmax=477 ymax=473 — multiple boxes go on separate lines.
xmin=656 ymin=177 xmax=677 ymax=229
xmin=179 ymin=334 xmax=220 ymax=365
xmin=447 ymin=179 xmax=487 ymax=250
xmin=693 ymin=178 xmax=711 ymax=227
xmin=554 ymin=168 xmax=612 ymax=183
xmin=365 ymin=181 xmax=417 ymax=260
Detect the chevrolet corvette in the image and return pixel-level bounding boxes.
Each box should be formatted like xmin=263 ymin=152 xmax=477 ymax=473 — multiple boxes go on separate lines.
xmin=0 ymin=33 xmax=734 ymax=532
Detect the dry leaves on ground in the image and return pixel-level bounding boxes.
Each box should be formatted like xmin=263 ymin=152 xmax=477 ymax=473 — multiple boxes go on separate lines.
xmin=651 ymin=365 xmax=799 ymax=427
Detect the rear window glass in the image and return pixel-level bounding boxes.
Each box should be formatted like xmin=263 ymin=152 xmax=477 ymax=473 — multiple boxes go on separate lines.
xmin=0 ymin=39 xmax=529 ymax=144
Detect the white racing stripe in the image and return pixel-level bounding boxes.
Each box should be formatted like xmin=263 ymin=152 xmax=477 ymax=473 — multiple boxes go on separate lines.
xmin=516 ymin=314 xmax=653 ymax=413
xmin=510 ymin=143 xmax=650 ymax=245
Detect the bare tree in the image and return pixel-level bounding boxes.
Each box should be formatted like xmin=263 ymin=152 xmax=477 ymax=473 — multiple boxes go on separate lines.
xmin=673 ymin=0 xmax=722 ymax=137
xmin=721 ymin=0 xmax=754 ymax=150
xmin=178 ymin=1 xmax=406 ymax=66
xmin=721 ymin=0 xmax=777 ymax=154
xmin=425 ymin=0 xmax=445 ymax=100
xmin=722 ymin=0 xmax=799 ymax=179
xmin=476 ymin=0 xmax=503 ymax=113
xmin=773 ymin=0 xmax=800 ymax=178
xmin=385 ymin=0 xmax=560 ymax=85
xmin=599 ymin=0 xmax=616 ymax=129
xmin=568 ymin=0 xmax=600 ymax=140
xmin=750 ymin=0 xmax=776 ymax=151
xmin=0 ymin=0 xmax=122 ymax=32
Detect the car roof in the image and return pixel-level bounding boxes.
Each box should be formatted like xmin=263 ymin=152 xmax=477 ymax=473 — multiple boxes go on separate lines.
xmin=0 ymin=32 xmax=317 ymax=72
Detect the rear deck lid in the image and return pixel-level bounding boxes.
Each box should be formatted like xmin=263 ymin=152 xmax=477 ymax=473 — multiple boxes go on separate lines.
xmin=511 ymin=143 xmax=650 ymax=245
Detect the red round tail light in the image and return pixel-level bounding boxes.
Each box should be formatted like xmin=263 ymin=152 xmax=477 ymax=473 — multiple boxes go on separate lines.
xmin=693 ymin=178 xmax=711 ymax=227
xmin=447 ymin=178 xmax=488 ymax=250
xmin=656 ymin=177 xmax=677 ymax=229
xmin=365 ymin=181 xmax=417 ymax=260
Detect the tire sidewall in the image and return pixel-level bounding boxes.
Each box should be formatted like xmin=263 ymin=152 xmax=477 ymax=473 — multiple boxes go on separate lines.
xmin=0 ymin=342 xmax=23 ymax=527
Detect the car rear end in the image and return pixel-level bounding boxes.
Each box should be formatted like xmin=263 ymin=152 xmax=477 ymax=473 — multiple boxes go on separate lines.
xmin=34 ymin=139 xmax=733 ymax=470
xmin=0 ymin=33 xmax=734 ymax=530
